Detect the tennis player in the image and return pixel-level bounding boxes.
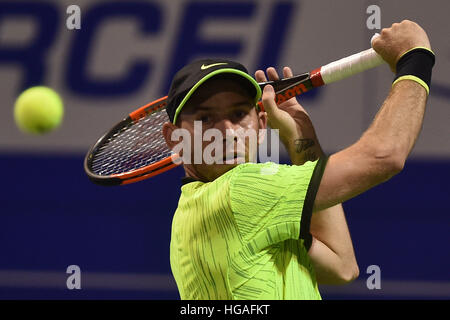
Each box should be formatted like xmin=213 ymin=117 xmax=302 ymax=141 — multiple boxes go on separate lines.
xmin=162 ymin=20 xmax=434 ymax=299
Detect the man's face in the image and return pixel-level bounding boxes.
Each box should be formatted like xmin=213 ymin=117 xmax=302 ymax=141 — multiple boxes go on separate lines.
xmin=163 ymin=76 xmax=267 ymax=182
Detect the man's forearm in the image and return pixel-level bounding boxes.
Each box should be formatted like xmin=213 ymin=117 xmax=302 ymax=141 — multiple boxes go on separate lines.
xmin=286 ymin=113 xmax=324 ymax=165
xmin=358 ymin=79 xmax=428 ymax=168
xmin=313 ymin=80 xmax=428 ymax=211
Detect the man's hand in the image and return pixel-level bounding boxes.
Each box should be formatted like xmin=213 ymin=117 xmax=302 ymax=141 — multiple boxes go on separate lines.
xmin=255 ymin=67 xmax=323 ymax=164
xmin=372 ymin=20 xmax=432 ymax=72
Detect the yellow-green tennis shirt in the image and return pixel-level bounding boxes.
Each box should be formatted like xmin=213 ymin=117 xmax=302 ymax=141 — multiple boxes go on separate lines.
xmin=170 ymin=158 xmax=327 ymax=300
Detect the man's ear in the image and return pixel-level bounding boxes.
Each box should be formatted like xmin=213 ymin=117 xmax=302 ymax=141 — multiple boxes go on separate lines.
xmin=162 ymin=121 xmax=178 ymax=150
xmin=257 ymin=110 xmax=268 ymax=145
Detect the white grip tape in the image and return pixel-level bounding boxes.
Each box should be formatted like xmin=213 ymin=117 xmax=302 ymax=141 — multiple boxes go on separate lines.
xmin=320 ymin=48 xmax=385 ymax=85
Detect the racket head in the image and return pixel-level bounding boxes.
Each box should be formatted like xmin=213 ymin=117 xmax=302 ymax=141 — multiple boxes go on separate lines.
xmin=84 ymin=96 xmax=180 ymax=186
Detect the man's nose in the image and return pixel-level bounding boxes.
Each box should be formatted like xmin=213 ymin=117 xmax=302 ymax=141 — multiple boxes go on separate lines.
xmin=215 ymin=119 xmax=240 ymax=148
xmin=215 ymin=118 xmax=236 ymax=133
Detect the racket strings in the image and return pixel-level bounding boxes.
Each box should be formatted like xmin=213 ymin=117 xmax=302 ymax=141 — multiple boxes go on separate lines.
xmin=90 ymin=109 xmax=173 ymax=175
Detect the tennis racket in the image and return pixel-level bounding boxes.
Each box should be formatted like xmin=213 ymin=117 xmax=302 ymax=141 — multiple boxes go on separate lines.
xmin=84 ymin=44 xmax=385 ymax=186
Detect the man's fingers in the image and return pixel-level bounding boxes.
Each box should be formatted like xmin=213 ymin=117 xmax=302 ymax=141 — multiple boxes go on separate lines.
xmin=261 ymin=85 xmax=278 ymax=116
xmin=258 ymin=67 xmax=295 ymax=84
xmin=255 ymin=70 xmax=267 ymax=82
xmin=371 ymin=32 xmax=380 ymax=47
xmin=283 ymin=67 xmax=293 ymax=78
xmin=266 ymin=67 xmax=280 ymax=81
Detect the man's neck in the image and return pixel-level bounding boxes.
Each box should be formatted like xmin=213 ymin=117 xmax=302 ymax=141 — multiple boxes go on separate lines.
xmin=183 ymin=165 xmax=207 ymax=182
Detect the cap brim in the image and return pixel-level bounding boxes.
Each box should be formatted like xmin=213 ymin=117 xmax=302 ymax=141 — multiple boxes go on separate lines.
xmin=172 ymin=69 xmax=262 ymax=124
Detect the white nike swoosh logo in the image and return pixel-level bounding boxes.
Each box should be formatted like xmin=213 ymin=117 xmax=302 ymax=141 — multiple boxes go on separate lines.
xmin=201 ymin=62 xmax=228 ymax=70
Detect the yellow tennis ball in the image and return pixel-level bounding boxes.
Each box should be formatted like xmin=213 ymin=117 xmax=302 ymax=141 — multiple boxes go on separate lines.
xmin=14 ymin=86 xmax=64 ymax=135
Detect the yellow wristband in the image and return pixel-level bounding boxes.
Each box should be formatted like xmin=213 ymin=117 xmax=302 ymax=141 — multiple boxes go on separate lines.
xmin=392 ymin=75 xmax=430 ymax=95
xmin=399 ymin=47 xmax=435 ymax=60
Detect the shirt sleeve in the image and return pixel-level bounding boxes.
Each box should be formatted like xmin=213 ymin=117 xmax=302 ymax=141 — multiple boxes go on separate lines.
xmin=229 ymin=157 xmax=327 ymax=251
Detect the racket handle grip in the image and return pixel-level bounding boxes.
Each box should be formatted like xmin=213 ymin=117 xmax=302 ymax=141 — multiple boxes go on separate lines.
xmin=320 ymin=39 xmax=385 ymax=85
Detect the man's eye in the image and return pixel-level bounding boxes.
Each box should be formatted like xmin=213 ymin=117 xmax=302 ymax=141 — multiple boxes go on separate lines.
xmin=234 ymin=110 xmax=246 ymax=118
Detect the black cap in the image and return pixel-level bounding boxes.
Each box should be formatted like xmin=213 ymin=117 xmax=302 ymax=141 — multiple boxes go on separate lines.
xmin=166 ymin=59 xmax=262 ymax=124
